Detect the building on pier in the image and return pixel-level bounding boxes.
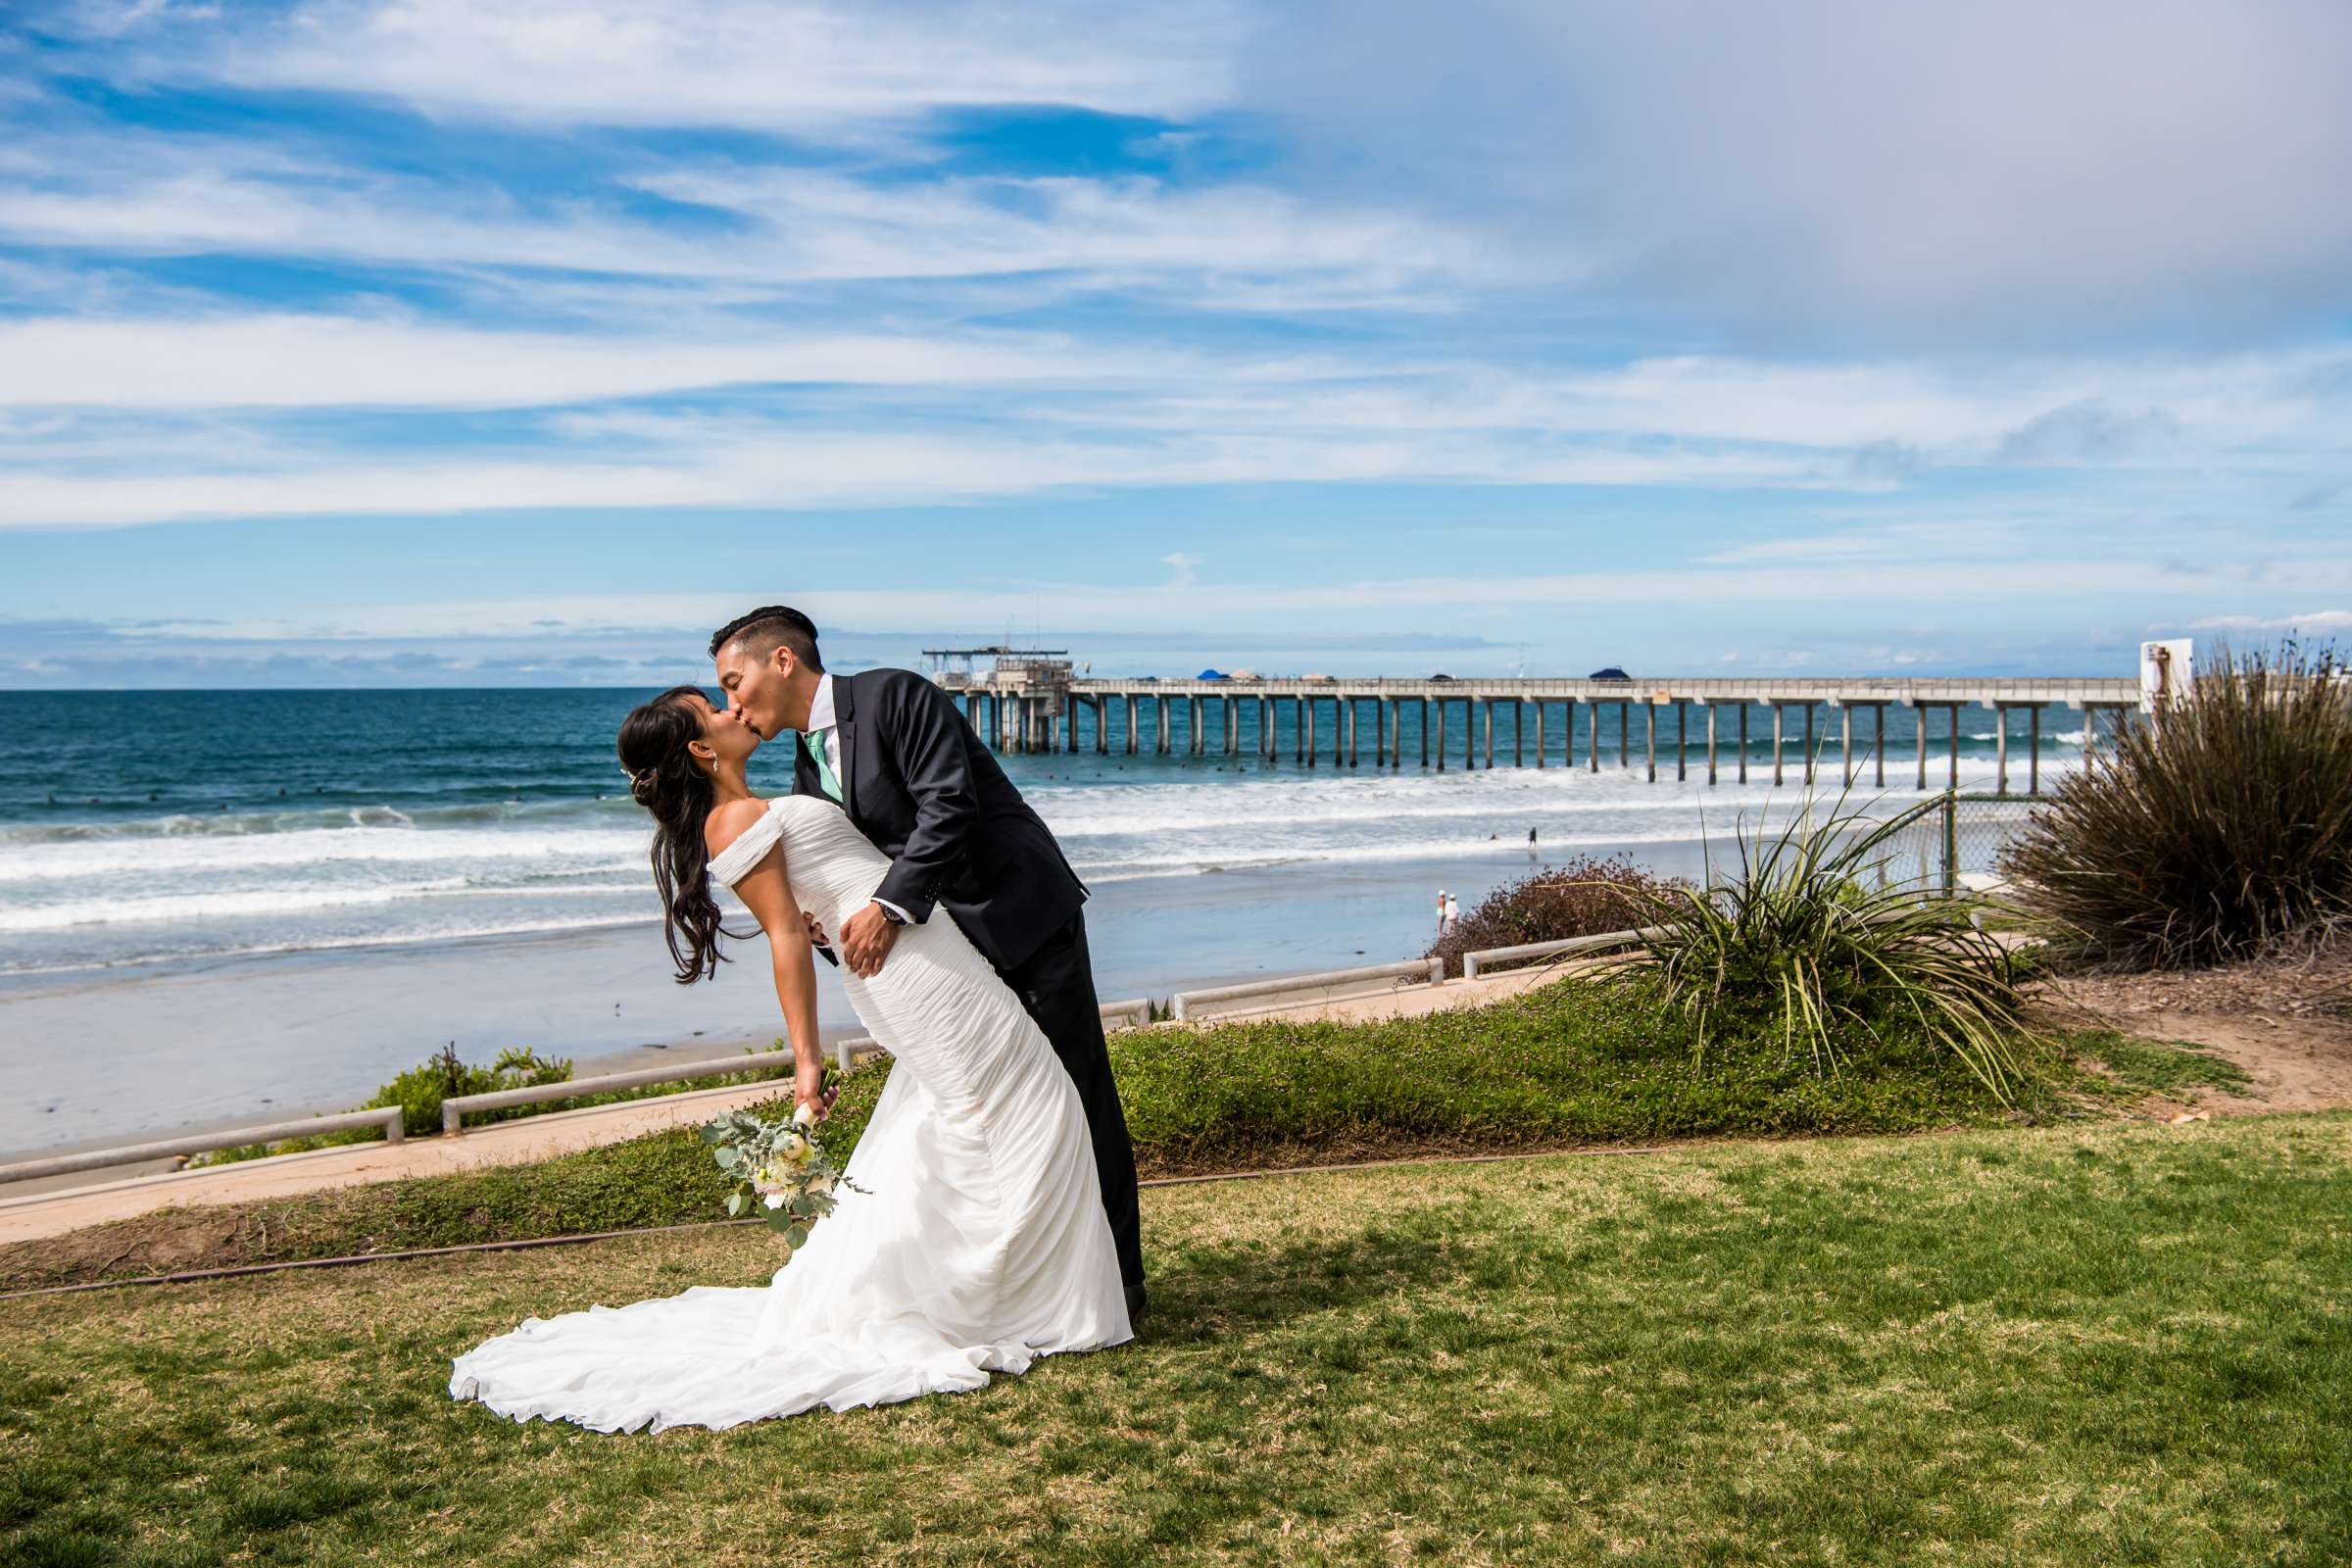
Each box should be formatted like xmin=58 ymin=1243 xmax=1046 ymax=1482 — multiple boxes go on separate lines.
xmin=922 ymin=645 xmax=1074 ymax=753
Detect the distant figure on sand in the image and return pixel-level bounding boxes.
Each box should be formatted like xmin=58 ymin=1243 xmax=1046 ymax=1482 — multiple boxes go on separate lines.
xmin=1436 ymin=889 xmax=1460 ymax=937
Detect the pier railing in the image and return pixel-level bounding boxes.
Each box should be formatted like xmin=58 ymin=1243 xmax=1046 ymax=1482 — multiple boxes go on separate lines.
xmin=948 ymin=669 xmax=2146 ymax=788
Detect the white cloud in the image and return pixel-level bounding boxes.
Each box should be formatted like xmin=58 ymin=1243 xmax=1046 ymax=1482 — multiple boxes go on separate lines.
xmin=122 ymin=553 xmax=2352 ymax=645
xmin=68 ymin=0 xmax=1248 ymax=132
xmin=0 ymin=423 xmax=1840 ymax=528
xmin=1245 ymin=1 xmax=2352 ymax=339
xmin=0 ymin=127 xmax=1491 ymax=311
xmin=0 ymin=315 xmax=1186 ymax=409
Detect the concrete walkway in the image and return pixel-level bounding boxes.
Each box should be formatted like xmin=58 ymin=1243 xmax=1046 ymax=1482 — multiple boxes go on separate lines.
xmin=0 ymin=965 xmax=1569 ymax=1247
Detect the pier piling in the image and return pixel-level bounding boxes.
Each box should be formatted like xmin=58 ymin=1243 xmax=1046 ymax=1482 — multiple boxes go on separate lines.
xmin=947 ymin=670 xmax=2141 ymax=802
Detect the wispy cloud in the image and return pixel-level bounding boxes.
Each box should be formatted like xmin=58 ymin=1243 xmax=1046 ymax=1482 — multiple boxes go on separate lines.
xmin=170 ymin=0 xmax=1247 ymax=132
xmin=3 ymin=0 xmax=2349 ymax=679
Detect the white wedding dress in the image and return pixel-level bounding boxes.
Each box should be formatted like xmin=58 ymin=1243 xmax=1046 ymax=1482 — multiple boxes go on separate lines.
xmin=448 ymin=794 xmax=1132 ymax=1432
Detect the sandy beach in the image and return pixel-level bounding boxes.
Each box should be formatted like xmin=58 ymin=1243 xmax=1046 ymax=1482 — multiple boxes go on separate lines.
xmin=1 ymin=841 xmax=1725 ymax=1160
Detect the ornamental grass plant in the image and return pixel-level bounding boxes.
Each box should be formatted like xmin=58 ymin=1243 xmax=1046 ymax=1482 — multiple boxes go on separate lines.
xmin=1605 ymin=791 xmax=2036 ymax=1100
xmin=2000 ymin=639 xmax=2352 ymax=969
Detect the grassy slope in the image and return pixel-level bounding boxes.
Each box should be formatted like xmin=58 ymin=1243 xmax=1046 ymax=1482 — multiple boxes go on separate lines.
xmin=4 ymin=1114 xmax=2347 ymax=1566
xmin=0 ymin=979 xmax=2248 ymax=1293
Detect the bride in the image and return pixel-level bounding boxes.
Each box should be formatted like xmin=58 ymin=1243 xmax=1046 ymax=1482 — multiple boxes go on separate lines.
xmin=448 ymin=686 xmax=1132 ymax=1433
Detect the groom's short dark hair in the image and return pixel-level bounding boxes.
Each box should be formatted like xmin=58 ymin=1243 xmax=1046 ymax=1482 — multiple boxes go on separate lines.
xmin=710 ymin=605 xmax=823 ymax=672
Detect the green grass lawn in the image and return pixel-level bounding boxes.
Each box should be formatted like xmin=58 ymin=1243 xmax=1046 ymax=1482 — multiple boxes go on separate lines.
xmin=6 ymin=1113 xmax=2347 ymax=1567
xmin=0 ymin=970 xmax=2249 ymax=1292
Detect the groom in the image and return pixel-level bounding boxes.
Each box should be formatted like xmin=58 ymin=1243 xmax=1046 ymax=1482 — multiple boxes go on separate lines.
xmin=710 ymin=606 xmax=1146 ymax=1318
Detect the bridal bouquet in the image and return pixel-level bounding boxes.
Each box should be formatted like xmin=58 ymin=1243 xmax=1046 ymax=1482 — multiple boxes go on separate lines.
xmin=700 ymin=1102 xmax=867 ymax=1260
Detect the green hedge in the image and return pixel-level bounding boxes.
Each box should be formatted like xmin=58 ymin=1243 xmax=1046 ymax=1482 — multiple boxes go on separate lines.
xmin=0 ymin=977 xmax=2237 ymax=1291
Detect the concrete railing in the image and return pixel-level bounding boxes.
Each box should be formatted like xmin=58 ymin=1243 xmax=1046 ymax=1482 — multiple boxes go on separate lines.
xmin=442 ymin=1051 xmax=808 ymax=1135
xmin=0 ymin=1105 xmax=405 ymax=1185
xmin=1100 ymin=997 xmax=1152 ymax=1030
xmin=1168 ymin=956 xmax=1444 ymax=1021
xmin=445 ymin=997 xmax=1159 ymax=1134
xmin=829 ymin=998 xmax=1151 ymax=1071
xmin=1460 ymin=926 xmax=1662 ymax=980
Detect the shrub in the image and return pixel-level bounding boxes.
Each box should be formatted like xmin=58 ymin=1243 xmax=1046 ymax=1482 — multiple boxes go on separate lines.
xmin=190 ymin=1044 xmax=578 ymax=1164
xmin=1428 ymin=855 xmax=1685 ymax=977
xmin=1607 ymin=792 xmax=2035 ymax=1100
xmin=366 ymin=1043 xmax=576 ymax=1138
xmin=188 ymin=1043 xmax=799 ymax=1166
xmin=2000 ymin=639 xmax=2352 ymax=968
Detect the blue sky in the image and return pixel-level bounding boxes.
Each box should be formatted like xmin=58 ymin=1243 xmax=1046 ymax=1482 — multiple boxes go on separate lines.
xmin=2 ymin=0 xmax=2349 ymax=687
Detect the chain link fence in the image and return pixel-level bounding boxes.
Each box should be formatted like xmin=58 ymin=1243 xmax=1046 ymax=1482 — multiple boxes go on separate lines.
xmin=1867 ymin=792 xmax=2050 ymax=898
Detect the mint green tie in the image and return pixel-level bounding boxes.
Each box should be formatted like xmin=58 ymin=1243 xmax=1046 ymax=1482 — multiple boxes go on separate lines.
xmin=804 ymin=730 xmax=844 ymax=803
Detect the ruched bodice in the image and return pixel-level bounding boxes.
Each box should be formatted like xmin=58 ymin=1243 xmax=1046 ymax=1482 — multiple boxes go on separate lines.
xmin=706 ymin=794 xmax=891 ymax=938
xmin=449 ymin=792 xmax=1131 ymax=1432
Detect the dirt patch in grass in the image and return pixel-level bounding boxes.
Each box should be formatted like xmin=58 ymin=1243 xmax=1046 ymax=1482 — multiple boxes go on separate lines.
xmin=2026 ymin=928 xmax=2352 ymax=1115
xmin=0 ymin=1206 xmax=508 ymax=1296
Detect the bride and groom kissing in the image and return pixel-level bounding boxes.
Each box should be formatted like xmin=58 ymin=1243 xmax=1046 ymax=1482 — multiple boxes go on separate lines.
xmin=449 ymin=606 xmax=1145 ymax=1434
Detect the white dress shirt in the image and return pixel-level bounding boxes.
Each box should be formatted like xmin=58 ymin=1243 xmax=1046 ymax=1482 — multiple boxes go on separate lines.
xmin=803 ymin=673 xmax=911 ymax=923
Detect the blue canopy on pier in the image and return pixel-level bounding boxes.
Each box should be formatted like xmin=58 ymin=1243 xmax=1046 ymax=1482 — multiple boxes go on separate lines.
xmin=1197 ymin=668 xmax=1226 ymax=680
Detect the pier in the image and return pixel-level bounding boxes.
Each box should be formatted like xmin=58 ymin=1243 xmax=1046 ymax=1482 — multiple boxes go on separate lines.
xmin=924 ymin=650 xmax=2142 ymax=796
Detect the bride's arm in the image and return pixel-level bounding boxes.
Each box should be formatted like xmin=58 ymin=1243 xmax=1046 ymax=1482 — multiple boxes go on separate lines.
xmin=710 ymin=806 xmax=832 ymax=1121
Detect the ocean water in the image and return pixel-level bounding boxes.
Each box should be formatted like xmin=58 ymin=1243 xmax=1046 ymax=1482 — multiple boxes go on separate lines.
xmin=0 ymin=687 xmax=2086 ymax=979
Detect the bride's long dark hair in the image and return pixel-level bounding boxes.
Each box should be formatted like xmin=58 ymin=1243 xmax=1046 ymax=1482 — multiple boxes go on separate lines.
xmin=617 ymin=685 xmax=744 ymax=984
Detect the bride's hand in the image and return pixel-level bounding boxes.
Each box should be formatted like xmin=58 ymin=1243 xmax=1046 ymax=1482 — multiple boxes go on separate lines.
xmin=795 ymin=1076 xmax=838 ymax=1123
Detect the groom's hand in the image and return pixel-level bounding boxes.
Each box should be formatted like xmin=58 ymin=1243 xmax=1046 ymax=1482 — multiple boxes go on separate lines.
xmin=839 ymin=902 xmax=901 ymax=978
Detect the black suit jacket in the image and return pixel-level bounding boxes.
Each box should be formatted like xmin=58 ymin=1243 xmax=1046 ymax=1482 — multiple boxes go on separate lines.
xmin=794 ymin=667 xmax=1087 ymax=973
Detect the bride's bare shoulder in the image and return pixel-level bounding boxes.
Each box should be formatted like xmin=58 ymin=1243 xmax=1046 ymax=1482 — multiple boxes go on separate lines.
xmin=704 ymin=796 xmax=776 ymax=857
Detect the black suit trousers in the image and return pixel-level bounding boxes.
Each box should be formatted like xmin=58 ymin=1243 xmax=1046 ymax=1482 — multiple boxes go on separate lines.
xmin=995 ymin=909 xmax=1144 ymax=1289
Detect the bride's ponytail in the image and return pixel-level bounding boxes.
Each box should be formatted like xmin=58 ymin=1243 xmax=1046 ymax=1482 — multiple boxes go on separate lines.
xmin=617 ymin=686 xmax=741 ymax=983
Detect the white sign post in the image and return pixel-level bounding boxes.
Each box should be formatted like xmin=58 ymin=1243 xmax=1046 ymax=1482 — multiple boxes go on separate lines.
xmin=2139 ymin=639 xmax=2194 ymax=728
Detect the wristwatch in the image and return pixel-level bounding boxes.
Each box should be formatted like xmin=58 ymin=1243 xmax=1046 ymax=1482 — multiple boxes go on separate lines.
xmin=875 ymin=902 xmax=907 ymax=925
